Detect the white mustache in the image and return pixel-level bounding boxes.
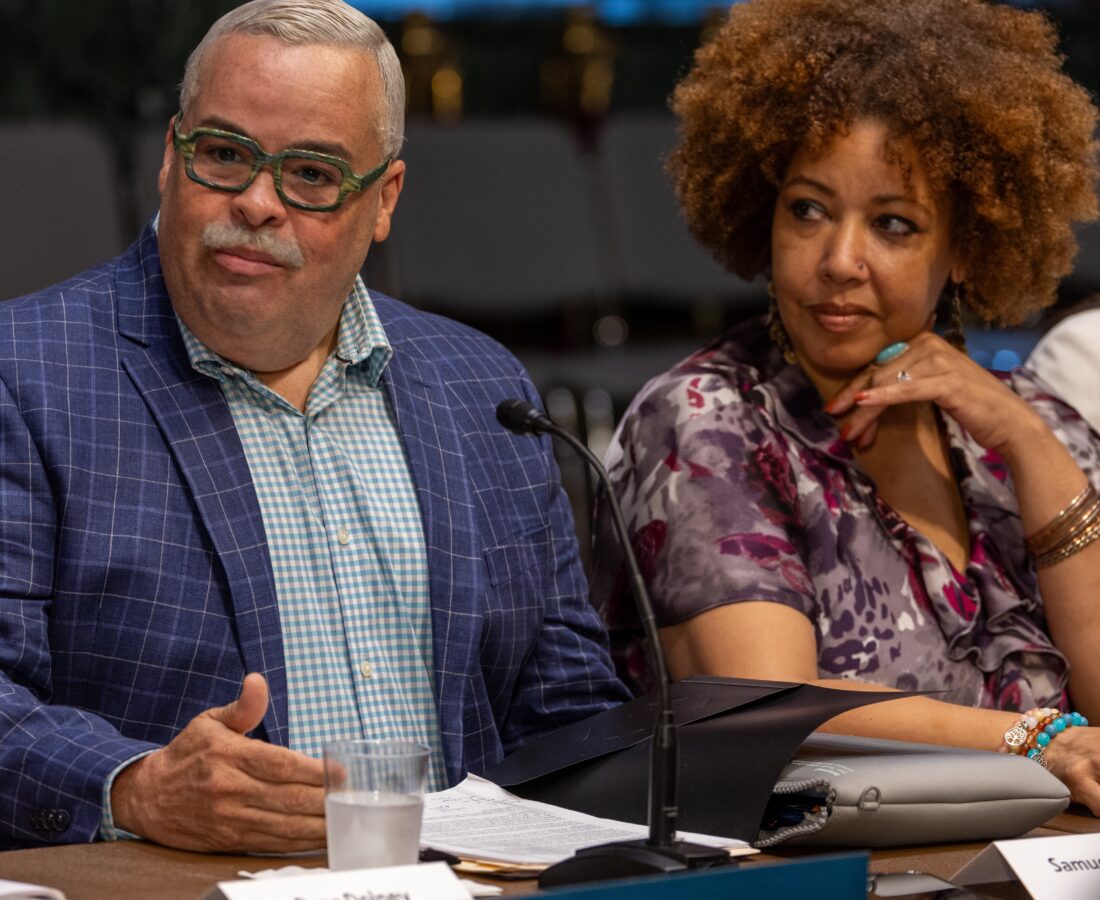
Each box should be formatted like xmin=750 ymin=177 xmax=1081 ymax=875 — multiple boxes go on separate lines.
xmin=201 ymin=222 xmax=305 ymax=268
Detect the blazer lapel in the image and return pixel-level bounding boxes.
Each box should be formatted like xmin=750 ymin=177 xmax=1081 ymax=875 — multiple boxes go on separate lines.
xmin=113 ymin=229 xmax=290 ymax=747
xmin=379 ymin=330 xmax=481 ymax=785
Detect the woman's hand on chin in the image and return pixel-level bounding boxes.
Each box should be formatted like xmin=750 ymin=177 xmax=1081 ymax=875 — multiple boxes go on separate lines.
xmin=825 ymin=332 xmax=1044 ymax=455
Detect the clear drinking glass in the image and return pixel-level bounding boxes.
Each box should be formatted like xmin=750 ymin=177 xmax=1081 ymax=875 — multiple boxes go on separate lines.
xmin=323 ymin=739 xmax=431 ymax=870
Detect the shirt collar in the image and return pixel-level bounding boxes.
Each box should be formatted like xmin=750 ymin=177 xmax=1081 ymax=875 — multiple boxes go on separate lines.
xmin=335 ymin=277 xmax=393 ymax=386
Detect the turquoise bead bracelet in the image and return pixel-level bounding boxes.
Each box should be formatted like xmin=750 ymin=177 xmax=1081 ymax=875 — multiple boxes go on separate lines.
xmin=1001 ymin=708 xmax=1088 ymax=768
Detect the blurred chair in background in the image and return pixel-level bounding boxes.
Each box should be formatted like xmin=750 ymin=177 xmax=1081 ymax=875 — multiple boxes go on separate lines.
xmin=0 ymin=122 xmax=126 ymax=300
xmin=964 ymin=329 xmax=1038 ymax=371
xmin=133 ymin=124 xmax=168 ymax=225
xmin=583 ymin=112 xmax=767 ymax=408
xmin=388 ymin=117 xmax=611 ymax=347
xmin=596 ymin=113 xmax=764 ymax=331
xmin=387 ymin=118 xmax=613 ymax=567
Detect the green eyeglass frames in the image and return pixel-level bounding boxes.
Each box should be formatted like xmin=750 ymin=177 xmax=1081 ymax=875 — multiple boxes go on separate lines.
xmin=172 ymin=116 xmax=390 ymax=212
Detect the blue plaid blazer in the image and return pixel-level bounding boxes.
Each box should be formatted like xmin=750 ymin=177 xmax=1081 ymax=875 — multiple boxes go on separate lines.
xmin=0 ymin=225 xmax=627 ymax=848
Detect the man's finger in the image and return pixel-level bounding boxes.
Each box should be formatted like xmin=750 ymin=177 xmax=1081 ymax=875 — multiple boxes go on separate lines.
xmin=235 ymin=740 xmax=325 ymax=787
xmin=167 ymin=805 xmax=327 ymax=854
xmin=206 ymin=672 xmax=270 ymax=736
xmin=240 ymin=778 xmax=326 ymax=817
xmin=217 ymin=815 xmax=328 ymax=853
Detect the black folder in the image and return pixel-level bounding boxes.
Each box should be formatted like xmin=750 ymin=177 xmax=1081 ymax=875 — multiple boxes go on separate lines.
xmin=483 ymin=676 xmax=909 ymax=842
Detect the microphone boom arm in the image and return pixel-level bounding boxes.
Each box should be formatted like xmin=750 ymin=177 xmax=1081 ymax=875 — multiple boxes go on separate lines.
xmin=495 ymin=398 xmax=732 ymax=885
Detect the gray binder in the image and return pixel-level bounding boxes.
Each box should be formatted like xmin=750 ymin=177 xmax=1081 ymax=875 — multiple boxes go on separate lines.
xmin=757 ymin=732 xmax=1070 ymax=847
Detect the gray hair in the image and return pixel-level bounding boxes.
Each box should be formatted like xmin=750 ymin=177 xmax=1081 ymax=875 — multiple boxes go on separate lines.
xmin=180 ymin=0 xmax=405 ymax=159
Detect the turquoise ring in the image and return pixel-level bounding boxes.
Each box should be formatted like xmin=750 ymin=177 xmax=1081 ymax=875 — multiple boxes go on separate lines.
xmin=875 ymin=342 xmax=909 ymax=365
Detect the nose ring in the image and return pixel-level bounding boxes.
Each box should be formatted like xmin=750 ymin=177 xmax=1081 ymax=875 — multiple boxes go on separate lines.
xmin=856 ymin=262 xmax=866 ymax=272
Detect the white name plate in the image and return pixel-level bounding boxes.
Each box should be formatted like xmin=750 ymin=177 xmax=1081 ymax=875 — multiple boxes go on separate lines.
xmin=205 ymin=861 xmax=472 ymax=900
xmin=955 ymin=833 xmax=1100 ymax=899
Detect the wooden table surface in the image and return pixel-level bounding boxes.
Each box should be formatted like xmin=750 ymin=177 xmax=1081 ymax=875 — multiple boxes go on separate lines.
xmin=2 ymin=808 xmax=1097 ymax=899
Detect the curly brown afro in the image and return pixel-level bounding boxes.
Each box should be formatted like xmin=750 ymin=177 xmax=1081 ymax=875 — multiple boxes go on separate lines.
xmin=669 ymin=0 xmax=1099 ymax=325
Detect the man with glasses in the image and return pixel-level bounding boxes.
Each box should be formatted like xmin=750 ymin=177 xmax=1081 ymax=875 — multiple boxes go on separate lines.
xmin=0 ymin=0 xmax=626 ymax=852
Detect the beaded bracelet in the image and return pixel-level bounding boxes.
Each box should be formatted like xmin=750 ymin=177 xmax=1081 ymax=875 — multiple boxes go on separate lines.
xmin=1000 ymin=707 xmax=1058 ymax=753
xmin=1027 ymin=711 xmax=1089 ymax=767
xmin=1017 ymin=710 xmax=1062 ymax=768
xmin=999 ymin=708 xmax=1089 ymax=768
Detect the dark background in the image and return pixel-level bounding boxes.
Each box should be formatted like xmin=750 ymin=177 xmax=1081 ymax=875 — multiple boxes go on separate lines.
xmin=1 ymin=0 xmax=1097 ymax=554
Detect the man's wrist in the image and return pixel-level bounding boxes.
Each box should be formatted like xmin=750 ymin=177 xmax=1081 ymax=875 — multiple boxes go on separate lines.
xmin=100 ymin=749 xmax=156 ymax=841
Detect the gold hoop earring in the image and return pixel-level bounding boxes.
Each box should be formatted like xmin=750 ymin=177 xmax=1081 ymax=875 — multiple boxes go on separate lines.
xmin=768 ymin=282 xmax=797 ymax=365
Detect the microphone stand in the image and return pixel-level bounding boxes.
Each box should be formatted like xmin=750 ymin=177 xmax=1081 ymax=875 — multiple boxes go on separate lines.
xmin=496 ymin=399 xmax=734 ymax=887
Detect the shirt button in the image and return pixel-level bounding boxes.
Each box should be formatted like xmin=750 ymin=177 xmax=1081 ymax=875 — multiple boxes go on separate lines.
xmin=359 ymin=660 xmax=374 ymax=678
xmin=337 ymin=527 xmax=351 ymax=545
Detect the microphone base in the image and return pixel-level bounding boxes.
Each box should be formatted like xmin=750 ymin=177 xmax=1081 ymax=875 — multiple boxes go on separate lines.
xmin=537 ymin=838 xmax=736 ymax=888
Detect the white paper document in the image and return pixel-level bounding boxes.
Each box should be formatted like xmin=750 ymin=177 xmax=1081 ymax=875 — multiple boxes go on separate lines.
xmin=0 ymin=879 xmax=65 ymax=900
xmin=420 ymin=774 xmax=756 ymax=867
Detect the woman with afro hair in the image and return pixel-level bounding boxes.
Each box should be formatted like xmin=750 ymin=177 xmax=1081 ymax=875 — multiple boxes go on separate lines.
xmin=595 ymin=0 xmax=1100 ymax=810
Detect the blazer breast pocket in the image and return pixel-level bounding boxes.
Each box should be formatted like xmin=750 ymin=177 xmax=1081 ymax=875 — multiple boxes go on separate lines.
xmin=480 ymin=524 xmax=551 ymax=654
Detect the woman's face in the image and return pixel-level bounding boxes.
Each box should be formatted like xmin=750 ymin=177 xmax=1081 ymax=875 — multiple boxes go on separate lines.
xmin=770 ymin=119 xmax=960 ymax=395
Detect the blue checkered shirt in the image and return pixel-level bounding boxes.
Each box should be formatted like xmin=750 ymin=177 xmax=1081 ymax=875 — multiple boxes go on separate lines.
xmin=175 ymin=280 xmax=447 ymax=790
xmin=100 ymin=280 xmax=446 ymax=837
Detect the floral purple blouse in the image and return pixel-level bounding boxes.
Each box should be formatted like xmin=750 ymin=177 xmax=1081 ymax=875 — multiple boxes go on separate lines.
xmin=594 ymin=316 xmax=1100 ymax=712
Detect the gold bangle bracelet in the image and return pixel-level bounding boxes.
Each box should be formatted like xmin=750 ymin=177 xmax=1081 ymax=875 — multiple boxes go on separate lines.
xmin=1034 ymin=497 xmax=1095 ymax=554
xmin=1034 ymin=512 xmax=1100 ymax=568
xmin=1029 ymin=495 xmax=1100 ymax=556
xmin=1027 ymin=483 xmax=1098 ymax=557
xmin=1038 ymin=494 xmax=1100 ymax=548
xmin=1035 ymin=518 xmax=1100 ymax=569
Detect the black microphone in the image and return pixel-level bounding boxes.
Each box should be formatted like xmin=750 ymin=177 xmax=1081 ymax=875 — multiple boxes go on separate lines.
xmin=496 ymin=397 xmax=554 ymax=436
xmin=495 ymin=398 xmax=733 ymax=886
